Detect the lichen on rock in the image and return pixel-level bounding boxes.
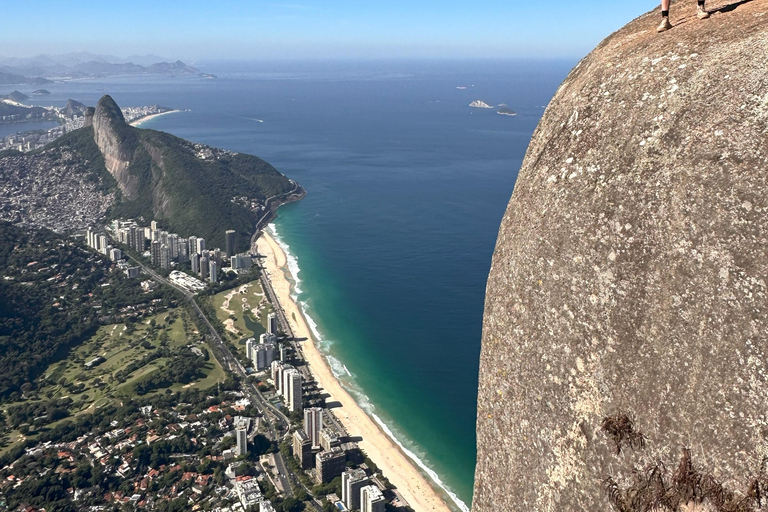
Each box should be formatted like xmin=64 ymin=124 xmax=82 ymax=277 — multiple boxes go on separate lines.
xmin=473 ymin=1 xmax=768 ymax=511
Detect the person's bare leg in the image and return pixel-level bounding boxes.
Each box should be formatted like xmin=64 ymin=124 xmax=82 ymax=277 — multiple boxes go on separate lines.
xmin=697 ymin=0 xmax=710 ymax=19
xmin=658 ymin=0 xmax=672 ymax=32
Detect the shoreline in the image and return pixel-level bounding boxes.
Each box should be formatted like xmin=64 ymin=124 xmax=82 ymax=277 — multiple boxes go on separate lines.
xmin=256 ymin=229 xmax=457 ymax=512
xmin=129 ymin=109 xmax=183 ymax=127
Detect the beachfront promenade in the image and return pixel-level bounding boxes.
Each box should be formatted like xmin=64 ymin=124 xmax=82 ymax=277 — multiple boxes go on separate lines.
xmin=254 ymin=230 xmax=454 ymax=512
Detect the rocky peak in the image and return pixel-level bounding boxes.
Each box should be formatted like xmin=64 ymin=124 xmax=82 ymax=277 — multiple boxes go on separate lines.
xmin=474 ymin=1 xmax=768 ymax=511
xmin=83 ymin=106 xmax=95 ymax=128
xmin=92 ymin=95 xmax=139 ymax=200
xmin=63 ymin=98 xmax=86 ymax=118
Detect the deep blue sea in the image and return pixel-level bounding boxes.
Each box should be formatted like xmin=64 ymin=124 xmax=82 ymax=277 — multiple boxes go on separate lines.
xmin=9 ymin=60 xmax=573 ymax=510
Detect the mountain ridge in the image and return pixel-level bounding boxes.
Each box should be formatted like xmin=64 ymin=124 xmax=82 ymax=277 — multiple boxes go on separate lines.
xmin=0 ymin=54 xmax=214 ymax=81
xmin=0 ymin=95 xmax=302 ymax=248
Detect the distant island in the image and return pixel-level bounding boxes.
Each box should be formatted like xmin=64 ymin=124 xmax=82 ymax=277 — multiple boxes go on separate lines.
xmin=31 ymin=89 xmax=51 ymax=95
xmin=1 ymin=90 xmax=29 ymax=102
xmin=0 ymin=70 xmax=52 ymax=86
xmin=497 ymin=106 xmax=517 ymax=116
xmin=469 ymin=100 xmax=493 ymax=109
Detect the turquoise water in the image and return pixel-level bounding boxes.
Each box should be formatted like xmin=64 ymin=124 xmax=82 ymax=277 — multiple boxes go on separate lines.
xmin=38 ymin=60 xmax=573 ymax=509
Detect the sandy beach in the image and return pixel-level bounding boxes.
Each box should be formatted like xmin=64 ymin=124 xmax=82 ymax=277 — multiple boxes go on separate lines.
xmin=129 ymin=109 xmax=182 ymax=127
xmin=256 ymin=230 xmax=454 ymax=512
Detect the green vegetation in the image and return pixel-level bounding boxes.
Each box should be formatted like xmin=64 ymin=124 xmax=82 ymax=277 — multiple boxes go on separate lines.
xmin=35 ymin=309 xmax=224 ymax=405
xmin=211 ymin=280 xmax=272 ymax=341
xmin=0 ymin=221 xmax=174 ymax=401
xmin=113 ymin=125 xmax=296 ymax=249
xmin=0 ymin=379 xmax=242 ymax=512
xmin=0 ymin=309 xmax=227 ymax=456
xmin=60 ymin=95 xmax=298 ymax=249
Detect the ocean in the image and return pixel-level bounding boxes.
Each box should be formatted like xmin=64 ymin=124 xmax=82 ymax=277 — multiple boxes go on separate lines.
xmin=13 ymin=59 xmax=573 ymax=509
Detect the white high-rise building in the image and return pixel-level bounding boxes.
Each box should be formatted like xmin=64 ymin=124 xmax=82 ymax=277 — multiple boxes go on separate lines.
xmin=271 ymin=361 xmax=284 ymax=393
xmin=360 ymin=485 xmax=386 ymax=512
xmin=236 ymin=424 xmax=248 ymax=456
xmin=98 ymin=235 xmax=108 ymax=254
xmin=197 ymin=237 xmax=206 ymax=254
xmin=304 ymin=407 xmax=323 ymax=448
xmin=281 ymin=365 xmax=294 ymax=399
xmin=210 ymin=260 xmax=218 ymax=283
xmin=191 ymin=253 xmax=201 ymax=274
xmin=160 ymin=245 xmax=171 ymax=269
xmin=342 ymin=468 xmax=370 ymax=511
xmin=168 ymin=234 xmax=179 ymax=258
xmin=253 ymin=334 xmax=277 ymax=371
xmin=246 ymin=338 xmax=255 ymax=361
xmin=282 ymin=368 xmax=302 ymax=412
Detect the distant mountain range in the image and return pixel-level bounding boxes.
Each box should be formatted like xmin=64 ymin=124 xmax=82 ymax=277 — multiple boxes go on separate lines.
xmin=0 ymin=53 xmax=215 ymax=84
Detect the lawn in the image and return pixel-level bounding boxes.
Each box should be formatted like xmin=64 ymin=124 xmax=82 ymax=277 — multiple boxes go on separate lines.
xmin=211 ymin=280 xmax=273 ymax=358
xmin=9 ymin=307 xmax=228 ymax=421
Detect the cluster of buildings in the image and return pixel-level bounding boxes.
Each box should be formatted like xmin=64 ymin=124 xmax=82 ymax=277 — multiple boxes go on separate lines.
xmin=342 ymin=469 xmax=386 ymax=512
xmin=86 ymin=226 xmax=141 ymax=278
xmin=233 ymin=477 xmax=274 ymax=512
xmin=121 ymin=105 xmax=175 ymax=124
xmin=291 ymin=408 xmax=385 ymax=510
xmin=0 ymin=125 xmax=66 ymax=152
xmin=0 ymin=147 xmax=117 ymax=232
xmin=0 ymin=393 xmax=282 ymax=511
xmin=271 ymin=361 xmax=302 ymax=413
xmin=246 ymin=314 xmax=302 ymax=413
xmin=107 ymin=219 xmax=254 ymax=285
xmin=246 ymin=313 xmax=282 ymax=370
xmin=0 ymin=103 xmax=175 ymax=152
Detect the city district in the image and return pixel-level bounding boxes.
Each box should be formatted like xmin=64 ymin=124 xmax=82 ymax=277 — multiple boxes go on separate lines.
xmin=0 ymin=218 xmax=408 ymax=512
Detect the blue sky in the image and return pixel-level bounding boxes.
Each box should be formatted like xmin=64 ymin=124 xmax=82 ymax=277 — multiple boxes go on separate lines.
xmin=1 ymin=0 xmax=660 ymax=60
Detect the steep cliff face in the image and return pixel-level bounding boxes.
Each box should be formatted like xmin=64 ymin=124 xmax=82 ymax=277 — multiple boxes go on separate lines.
xmin=474 ymin=1 xmax=768 ymax=511
xmin=92 ymin=95 xmax=140 ymax=200
xmin=83 ymin=94 xmax=300 ymax=248
xmin=83 ymin=106 xmax=95 ymax=128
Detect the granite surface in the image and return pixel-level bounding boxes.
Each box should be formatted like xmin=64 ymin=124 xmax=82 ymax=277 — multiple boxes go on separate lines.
xmin=473 ymin=1 xmax=768 ymax=510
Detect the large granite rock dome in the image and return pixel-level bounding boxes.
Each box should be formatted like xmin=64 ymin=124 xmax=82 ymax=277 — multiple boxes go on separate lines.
xmin=473 ymin=1 xmax=768 ymax=511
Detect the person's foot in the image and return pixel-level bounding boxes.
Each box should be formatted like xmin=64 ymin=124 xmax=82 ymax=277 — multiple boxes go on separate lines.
xmin=697 ymin=6 xmax=711 ymax=19
xmin=657 ymin=17 xmax=673 ymax=32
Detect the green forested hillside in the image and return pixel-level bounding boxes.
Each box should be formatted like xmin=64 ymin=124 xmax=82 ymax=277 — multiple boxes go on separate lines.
xmin=42 ymin=106 xmax=298 ymax=248
xmin=0 ymin=222 xmax=174 ymax=400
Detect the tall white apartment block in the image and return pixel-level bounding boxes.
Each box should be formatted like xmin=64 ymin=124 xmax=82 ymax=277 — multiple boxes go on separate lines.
xmin=360 ymin=485 xmax=386 ymax=512
xmin=271 ymin=361 xmax=284 ymax=393
xmin=283 ymin=368 xmax=302 ymax=412
xmin=342 ymin=468 xmax=370 ymax=511
xmin=236 ymin=424 xmax=248 ymax=456
xmin=303 ymin=407 xmax=323 ymax=448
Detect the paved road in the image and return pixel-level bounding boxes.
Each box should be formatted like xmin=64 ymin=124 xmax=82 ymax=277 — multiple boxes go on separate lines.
xmin=125 ymin=254 xmax=290 ymax=440
xmin=272 ymin=452 xmax=297 ymax=500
